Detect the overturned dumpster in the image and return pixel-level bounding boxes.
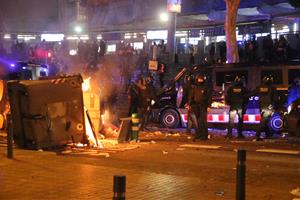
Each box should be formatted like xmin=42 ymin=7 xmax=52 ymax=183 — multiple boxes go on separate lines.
xmin=7 ymin=75 xmax=89 ymax=149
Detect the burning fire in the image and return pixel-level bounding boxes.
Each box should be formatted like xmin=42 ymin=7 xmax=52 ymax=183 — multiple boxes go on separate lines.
xmin=211 ymin=101 xmax=227 ymax=108
xmin=81 ymin=77 xmax=103 ymax=148
xmin=84 ymin=107 xmax=100 ymax=147
xmin=82 ymin=77 xmax=91 ymax=92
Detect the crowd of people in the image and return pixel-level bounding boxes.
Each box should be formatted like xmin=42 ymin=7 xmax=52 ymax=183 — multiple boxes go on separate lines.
xmin=185 ymin=33 xmax=300 ymax=65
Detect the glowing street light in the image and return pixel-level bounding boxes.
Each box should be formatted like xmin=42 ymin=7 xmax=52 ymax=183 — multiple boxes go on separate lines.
xmin=74 ymin=25 xmax=83 ymax=33
xmin=160 ymin=12 xmax=169 ymax=22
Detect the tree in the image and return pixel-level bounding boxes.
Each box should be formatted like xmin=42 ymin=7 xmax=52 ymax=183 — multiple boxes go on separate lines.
xmin=288 ymin=0 xmax=300 ymax=8
xmin=224 ymin=0 xmax=240 ymax=63
xmin=85 ymin=0 xmax=109 ymax=6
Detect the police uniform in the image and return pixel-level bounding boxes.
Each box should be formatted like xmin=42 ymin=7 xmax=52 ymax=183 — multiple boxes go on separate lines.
xmin=137 ymin=77 xmax=155 ymax=131
xmin=181 ymin=75 xmax=195 ymax=133
xmin=188 ymin=75 xmax=212 ymax=140
xmin=127 ymin=82 xmax=139 ymax=116
xmin=255 ymin=76 xmax=276 ymax=140
xmin=226 ymin=77 xmax=247 ymax=138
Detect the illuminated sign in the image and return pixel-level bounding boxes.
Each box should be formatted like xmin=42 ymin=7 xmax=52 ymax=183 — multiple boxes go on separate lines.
xmin=167 ymin=0 xmax=181 ymax=13
xmin=146 ymin=30 xmax=168 ymax=40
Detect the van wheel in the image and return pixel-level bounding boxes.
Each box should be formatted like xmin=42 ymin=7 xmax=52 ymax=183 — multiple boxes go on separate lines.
xmin=268 ymin=112 xmax=284 ymax=134
xmin=161 ymin=109 xmax=180 ymax=129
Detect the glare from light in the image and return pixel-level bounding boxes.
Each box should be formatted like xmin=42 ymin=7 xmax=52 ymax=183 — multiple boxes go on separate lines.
xmin=79 ymin=35 xmax=89 ymax=40
xmin=288 ymin=105 xmax=292 ymax=114
xmin=41 ymin=34 xmax=64 ymax=42
xmin=4 ymin=34 xmax=10 ymax=39
xmin=67 ymin=36 xmax=79 ymax=40
xmin=96 ymin=35 xmax=102 ymax=40
xmin=160 ymin=12 xmax=169 ymax=22
xmin=10 ymin=64 xmax=15 ymax=67
xmin=294 ymin=23 xmax=298 ymax=32
xmin=69 ymin=49 xmax=77 ymax=56
xmin=74 ymin=25 xmax=83 ymax=33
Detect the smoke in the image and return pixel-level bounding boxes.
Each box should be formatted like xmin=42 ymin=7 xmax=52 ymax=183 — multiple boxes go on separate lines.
xmin=67 ymin=55 xmax=124 ymax=126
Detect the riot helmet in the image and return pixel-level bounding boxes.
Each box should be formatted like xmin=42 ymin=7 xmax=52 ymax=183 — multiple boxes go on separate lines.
xmin=262 ymin=75 xmax=274 ymax=85
xmin=184 ymin=75 xmax=193 ymax=85
xmin=137 ymin=76 xmax=146 ymax=86
xmin=195 ymin=74 xmax=205 ymax=85
xmin=145 ymin=75 xmax=154 ymax=85
xmin=293 ymin=77 xmax=300 ymax=85
xmin=233 ymin=75 xmax=242 ymax=86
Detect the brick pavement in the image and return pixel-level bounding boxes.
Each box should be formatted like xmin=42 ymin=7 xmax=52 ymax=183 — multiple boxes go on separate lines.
xmin=1 ymin=132 xmax=300 ymax=200
xmin=0 ymin=147 xmax=235 ymax=200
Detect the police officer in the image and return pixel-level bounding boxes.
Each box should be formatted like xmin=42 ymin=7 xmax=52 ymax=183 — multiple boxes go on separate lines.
xmin=188 ymin=74 xmax=212 ymax=140
xmin=226 ymin=76 xmax=247 ymax=138
xmin=127 ymin=81 xmax=139 ymax=116
xmin=137 ymin=76 xmax=155 ymax=131
xmin=181 ymin=75 xmax=196 ymax=133
xmin=255 ymin=75 xmax=276 ymax=141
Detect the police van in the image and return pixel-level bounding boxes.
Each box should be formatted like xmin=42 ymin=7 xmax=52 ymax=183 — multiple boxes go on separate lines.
xmin=151 ymin=63 xmax=300 ymax=134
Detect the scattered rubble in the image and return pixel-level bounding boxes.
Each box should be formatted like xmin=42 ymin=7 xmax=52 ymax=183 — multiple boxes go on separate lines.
xmin=162 ymin=151 xmax=168 ymax=155
xmin=214 ymin=190 xmax=225 ymax=196
xmin=290 ymin=188 xmax=300 ymax=197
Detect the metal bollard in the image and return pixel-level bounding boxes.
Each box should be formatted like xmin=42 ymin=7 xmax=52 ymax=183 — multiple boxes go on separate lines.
xmin=7 ymin=114 xmax=13 ymax=159
xmin=131 ymin=113 xmax=139 ymax=141
xmin=113 ymin=175 xmax=126 ymax=200
xmin=236 ymin=149 xmax=246 ymax=200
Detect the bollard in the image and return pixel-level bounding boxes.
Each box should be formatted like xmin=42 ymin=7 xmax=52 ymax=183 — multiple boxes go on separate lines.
xmin=7 ymin=114 xmax=13 ymax=159
xmin=131 ymin=113 xmax=139 ymax=141
xmin=236 ymin=149 xmax=246 ymax=200
xmin=113 ymin=175 xmax=126 ymax=200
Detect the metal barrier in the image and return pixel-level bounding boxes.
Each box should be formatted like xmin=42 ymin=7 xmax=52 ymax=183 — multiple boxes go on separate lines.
xmin=236 ymin=149 xmax=246 ymax=200
xmin=7 ymin=114 xmax=13 ymax=159
xmin=113 ymin=175 xmax=126 ymax=200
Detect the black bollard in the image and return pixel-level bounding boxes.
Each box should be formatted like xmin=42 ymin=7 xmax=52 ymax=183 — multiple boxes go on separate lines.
xmin=7 ymin=114 xmax=13 ymax=159
xmin=236 ymin=149 xmax=246 ymax=200
xmin=113 ymin=175 xmax=126 ymax=200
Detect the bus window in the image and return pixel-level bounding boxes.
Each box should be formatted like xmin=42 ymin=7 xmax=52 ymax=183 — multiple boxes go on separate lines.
xmin=288 ymin=69 xmax=300 ymax=84
xmin=215 ymin=70 xmax=248 ymax=86
xmin=261 ymin=69 xmax=282 ymax=84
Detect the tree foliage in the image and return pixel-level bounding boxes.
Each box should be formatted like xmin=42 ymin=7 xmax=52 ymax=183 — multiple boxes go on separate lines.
xmin=289 ymin=0 xmax=300 ymax=8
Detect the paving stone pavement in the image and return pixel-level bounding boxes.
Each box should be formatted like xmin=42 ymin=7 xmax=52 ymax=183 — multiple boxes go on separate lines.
xmin=0 ymin=149 xmax=234 ymax=200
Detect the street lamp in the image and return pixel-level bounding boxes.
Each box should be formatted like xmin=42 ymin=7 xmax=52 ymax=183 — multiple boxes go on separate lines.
xmin=74 ymin=25 xmax=83 ymax=34
xmin=160 ymin=12 xmax=169 ymax=22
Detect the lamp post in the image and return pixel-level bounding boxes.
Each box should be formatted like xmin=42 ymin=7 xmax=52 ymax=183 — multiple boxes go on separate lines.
xmin=167 ymin=12 xmax=177 ymax=62
xmin=166 ymin=0 xmax=181 ymax=63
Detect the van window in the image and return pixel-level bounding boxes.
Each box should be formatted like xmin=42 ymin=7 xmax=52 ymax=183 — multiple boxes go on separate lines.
xmin=215 ymin=70 xmax=248 ymax=86
xmin=288 ymin=69 xmax=300 ymax=84
xmin=261 ymin=69 xmax=282 ymax=84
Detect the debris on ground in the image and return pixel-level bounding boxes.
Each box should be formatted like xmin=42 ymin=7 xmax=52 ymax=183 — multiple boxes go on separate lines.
xmin=150 ymin=140 xmax=156 ymax=144
xmin=154 ymin=131 xmax=163 ymax=136
xmin=215 ymin=190 xmax=225 ymax=196
xmin=290 ymin=188 xmax=300 ymax=197
xmin=176 ymin=148 xmax=185 ymax=151
xmin=187 ymin=136 xmax=192 ymax=140
xmin=162 ymin=150 xmax=168 ymax=155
